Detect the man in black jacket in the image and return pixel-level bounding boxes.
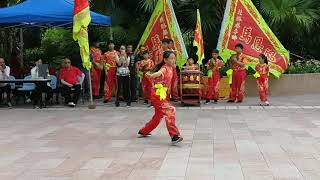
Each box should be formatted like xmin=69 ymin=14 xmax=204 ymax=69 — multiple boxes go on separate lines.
xmin=127 ymin=45 xmax=146 ymax=102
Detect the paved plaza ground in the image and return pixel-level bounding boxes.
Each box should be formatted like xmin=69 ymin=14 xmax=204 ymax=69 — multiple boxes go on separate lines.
xmin=1 ymin=95 xmax=320 ymax=180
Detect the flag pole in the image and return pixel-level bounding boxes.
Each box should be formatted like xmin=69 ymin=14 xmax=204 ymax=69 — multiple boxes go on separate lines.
xmin=87 ymin=67 xmax=96 ymax=109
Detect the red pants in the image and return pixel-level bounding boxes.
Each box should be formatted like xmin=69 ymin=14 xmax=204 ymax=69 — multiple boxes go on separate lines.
xmin=91 ymin=67 xmax=101 ymax=97
xmin=171 ymin=68 xmax=179 ymax=100
xmin=229 ymin=70 xmax=246 ymax=101
xmin=142 ymin=74 xmax=151 ymax=101
xmin=139 ymin=90 xmax=180 ymax=137
xmin=207 ymin=72 xmax=220 ymax=100
xmin=104 ymin=67 xmax=117 ymax=101
xmin=257 ymin=75 xmax=268 ymax=102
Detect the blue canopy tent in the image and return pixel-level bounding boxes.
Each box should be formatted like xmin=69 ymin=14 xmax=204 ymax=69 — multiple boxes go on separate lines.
xmin=0 ymin=0 xmax=111 ymax=27
xmin=0 ymin=0 xmax=112 ymax=62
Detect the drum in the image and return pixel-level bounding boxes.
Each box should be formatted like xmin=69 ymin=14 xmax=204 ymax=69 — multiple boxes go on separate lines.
xmin=180 ymin=69 xmax=203 ymax=104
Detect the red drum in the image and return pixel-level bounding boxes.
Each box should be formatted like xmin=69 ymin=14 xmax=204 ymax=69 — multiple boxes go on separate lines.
xmin=179 ymin=66 xmax=203 ymax=105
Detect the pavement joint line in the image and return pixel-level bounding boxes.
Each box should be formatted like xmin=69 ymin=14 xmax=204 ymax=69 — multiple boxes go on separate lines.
xmin=1 ymin=105 xmax=319 ymax=111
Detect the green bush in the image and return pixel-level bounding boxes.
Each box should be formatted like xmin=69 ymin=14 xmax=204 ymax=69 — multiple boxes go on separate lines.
xmin=41 ymin=28 xmax=79 ymax=62
xmin=284 ymin=64 xmax=320 ymax=74
xmin=24 ymin=47 xmax=44 ymax=63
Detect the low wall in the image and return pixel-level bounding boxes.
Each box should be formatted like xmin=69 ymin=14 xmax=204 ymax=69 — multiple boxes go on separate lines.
xmin=246 ymin=73 xmax=320 ymax=97
xmin=201 ymin=73 xmax=320 ymax=97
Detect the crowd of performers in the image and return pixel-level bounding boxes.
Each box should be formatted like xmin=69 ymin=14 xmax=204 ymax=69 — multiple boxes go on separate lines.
xmin=89 ymin=38 xmax=271 ymax=144
xmin=89 ymin=39 xmax=270 ymax=108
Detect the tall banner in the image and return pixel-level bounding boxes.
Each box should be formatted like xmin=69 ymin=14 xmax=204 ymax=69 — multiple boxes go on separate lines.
xmin=73 ymin=0 xmax=91 ymax=70
xmin=193 ymin=9 xmax=205 ymax=65
xmin=217 ymin=0 xmax=290 ymax=77
xmin=135 ymin=0 xmax=188 ymax=68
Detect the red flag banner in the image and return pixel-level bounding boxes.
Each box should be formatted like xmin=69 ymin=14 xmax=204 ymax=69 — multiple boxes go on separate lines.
xmin=135 ymin=0 xmax=188 ymax=68
xmin=73 ymin=0 xmax=91 ymax=70
xmin=217 ymin=0 xmax=290 ymax=77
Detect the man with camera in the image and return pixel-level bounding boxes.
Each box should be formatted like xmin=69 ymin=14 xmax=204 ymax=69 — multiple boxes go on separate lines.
xmin=0 ymin=58 xmax=12 ymax=108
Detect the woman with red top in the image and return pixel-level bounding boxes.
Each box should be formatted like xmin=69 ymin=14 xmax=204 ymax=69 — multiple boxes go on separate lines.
xmin=255 ymin=54 xmax=270 ymax=106
xmin=206 ymin=49 xmax=224 ymax=104
xmin=90 ymin=41 xmax=103 ymax=98
xmin=228 ymin=43 xmax=248 ymax=103
xmin=138 ymin=50 xmax=154 ymax=104
xmin=103 ymin=41 xmax=119 ymax=103
xmin=138 ymin=51 xmax=183 ymax=145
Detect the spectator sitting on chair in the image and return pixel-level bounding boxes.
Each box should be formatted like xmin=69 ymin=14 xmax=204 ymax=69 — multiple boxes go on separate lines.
xmin=59 ymin=58 xmax=85 ymax=107
xmin=30 ymin=59 xmax=53 ymax=108
xmin=0 ymin=58 xmax=12 ymax=108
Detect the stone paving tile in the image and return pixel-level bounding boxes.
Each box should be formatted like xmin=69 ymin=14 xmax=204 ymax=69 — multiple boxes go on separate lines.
xmin=1 ymin=103 xmax=320 ymax=179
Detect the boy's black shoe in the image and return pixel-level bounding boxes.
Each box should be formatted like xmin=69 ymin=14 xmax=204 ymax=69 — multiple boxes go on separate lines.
xmin=171 ymin=135 xmax=183 ymax=145
xmin=138 ymin=131 xmax=152 ymax=137
xmin=143 ymin=100 xmax=148 ymax=105
xmin=205 ymin=100 xmax=210 ymax=104
xmin=115 ymin=102 xmax=120 ymax=107
xmin=227 ymin=100 xmax=235 ymax=103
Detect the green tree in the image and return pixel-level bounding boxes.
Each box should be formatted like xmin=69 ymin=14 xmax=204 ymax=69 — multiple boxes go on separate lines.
xmin=260 ymin=0 xmax=320 ymax=58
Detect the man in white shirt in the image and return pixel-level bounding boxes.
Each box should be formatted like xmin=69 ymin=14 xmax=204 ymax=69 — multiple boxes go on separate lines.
xmin=30 ymin=59 xmax=53 ymax=108
xmin=0 ymin=58 xmax=12 ymax=108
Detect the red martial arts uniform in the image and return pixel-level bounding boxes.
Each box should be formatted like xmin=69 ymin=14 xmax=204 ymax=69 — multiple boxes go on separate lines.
xmin=168 ymin=49 xmax=178 ymax=100
xmin=229 ymin=54 xmax=247 ymax=102
xmin=139 ymin=59 xmax=154 ymax=101
xmin=103 ymin=50 xmax=118 ymax=102
xmin=139 ymin=64 xmax=180 ymax=137
xmin=255 ymin=64 xmax=269 ymax=102
xmin=90 ymin=47 xmax=103 ymax=97
xmin=154 ymin=49 xmax=164 ymax=66
xmin=171 ymin=67 xmax=179 ymax=100
xmin=207 ymin=59 xmax=223 ymax=101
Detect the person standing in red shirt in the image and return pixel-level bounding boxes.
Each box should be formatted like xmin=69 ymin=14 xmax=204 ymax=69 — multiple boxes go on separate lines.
xmin=154 ymin=38 xmax=170 ymax=66
xmin=255 ymin=54 xmax=270 ymax=106
xmin=90 ymin=41 xmax=103 ymax=98
xmin=103 ymin=41 xmax=119 ymax=103
xmin=59 ymin=58 xmax=85 ymax=107
xmin=168 ymin=39 xmax=179 ymax=101
xmin=206 ymin=49 xmax=224 ymax=104
xmin=138 ymin=50 xmax=154 ymax=104
xmin=138 ymin=51 xmax=183 ymax=145
xmin=228 ymin=44 xmax=247 ymax=103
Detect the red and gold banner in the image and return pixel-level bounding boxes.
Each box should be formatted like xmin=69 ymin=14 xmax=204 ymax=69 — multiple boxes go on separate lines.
xmin=73 ymin=0 xmax=91 ymax=70
xmin=135 ymin=0 xmax=188 ymax=68
xmin=193 ymin=9 xmax=205 ymax=65
xmin=217 ymin=0 xmax=290 ymax=77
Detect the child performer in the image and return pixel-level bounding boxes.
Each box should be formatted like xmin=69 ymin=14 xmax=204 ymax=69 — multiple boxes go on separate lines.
xmin=206 ymin=49 xmax=223 ymax=104
xmin=185 ymin=57 xmax=198 ymax=70
xmin=90 ymin=41 xmax=103 ymax=99
xmin=228 ymin=43 xmax=247 ymax=103
xmin=255 ymin=54 xmax=270 ymax=106
xmin=138 ymin=51 xmax=183 ymax=145
xmin=138 ymin=50 xmax=154 ymax=104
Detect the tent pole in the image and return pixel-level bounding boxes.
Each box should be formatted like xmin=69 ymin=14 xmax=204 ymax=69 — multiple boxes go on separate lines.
xmin=109 ymin=26 xmax=113 ymax=40
xmin=19 ymin=28 xmax=23 ymax=63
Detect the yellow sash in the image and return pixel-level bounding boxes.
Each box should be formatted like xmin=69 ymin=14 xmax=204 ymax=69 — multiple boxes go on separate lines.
xmin=226 ymin=69 xmax=233 ymax=85
xmin=154 ymin=84 xmax=167 ymax=100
